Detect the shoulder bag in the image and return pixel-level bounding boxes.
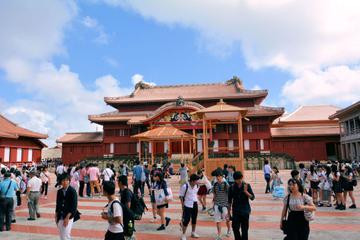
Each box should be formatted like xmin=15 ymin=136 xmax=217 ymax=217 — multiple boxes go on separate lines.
xmin=281 ymin=194 xmax=291 ymax=235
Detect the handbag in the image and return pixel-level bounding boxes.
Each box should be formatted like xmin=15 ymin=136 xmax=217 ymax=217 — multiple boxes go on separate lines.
xmin=73 ymin=210 xmax=81 ymax=222
xmin=0 ymin=181 xmax=13 ymax=205
xmin=281 ymin=194 xmax=290 ymax=235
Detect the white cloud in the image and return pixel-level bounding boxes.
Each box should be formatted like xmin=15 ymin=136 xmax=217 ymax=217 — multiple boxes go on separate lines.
xmin=282 ymin=65 xmax=360 ymax=106
xmin=0 ymin=1 xmax=128 ymax=146
xmin=251 ymin=84 xmax=261 ymax=90
xmin=131 ymin=73 xmax=156 ymax=86
xmin=103 ymin=0 xmax=360 ymax=106
xmin=81 ymin=16 xmax=109 ymax=44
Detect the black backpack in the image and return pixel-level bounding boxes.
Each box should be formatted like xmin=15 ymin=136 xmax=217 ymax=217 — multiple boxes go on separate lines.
xmin=124 ymin=189 xmax=148 ymax=220
xmin=110 ymin=200 xmax=135 ymax=237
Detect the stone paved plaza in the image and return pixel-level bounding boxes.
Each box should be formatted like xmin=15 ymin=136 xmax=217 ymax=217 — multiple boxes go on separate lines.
xmin=1 ymin=170 xmax=360 ymax=240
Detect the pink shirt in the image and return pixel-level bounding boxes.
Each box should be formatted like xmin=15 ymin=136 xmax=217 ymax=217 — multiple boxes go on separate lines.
xmin=88 ymin=167 xmax=99 ymax=181
xmin=79 ymin=168 xmax=87 ymax=181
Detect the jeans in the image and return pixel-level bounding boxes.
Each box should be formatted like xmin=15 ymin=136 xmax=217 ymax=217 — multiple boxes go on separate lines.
xmin=134 ymin=180 xmax=144 ymax=196
xmin=265 ymin=174 xmax=271 ymax=193
xmin=0 ymin=197 xmax=14 ymax=231
xmin=232 ymin=213 xmax=249 ymax=240
xmin=41 ymin=182 xmax=48 ymax=196
xmin=79 ymin=181 xmax=84 ymax=197
xmin=28 ymin=192 xmax=40 ymax=219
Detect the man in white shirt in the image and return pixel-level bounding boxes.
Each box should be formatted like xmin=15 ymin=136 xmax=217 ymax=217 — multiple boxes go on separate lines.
xmin=179 ymin=174 xmax=200 ymax=240
xmin=102 ymin=164 xmax=114 ymax=183
xmin=27 ymin=170 xmax=42 ymax=220
xmin=101 ymin=181 xmax=125 ymax=240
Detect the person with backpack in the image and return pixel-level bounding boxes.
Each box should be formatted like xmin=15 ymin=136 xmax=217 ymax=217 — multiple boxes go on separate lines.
xmin=55 ymin=173 xmax=79 ymax=240
xmin=343 ymin=165 xmax=357 ymax=209
xmin=213 ymin=170 xmax=231 ymax=240
xmin=102 ymin=181 xmax=126 ymax=240
xmin=153 ymin=172 xmax=171 ymax=231
xmin=228 ymin=171 xmax=255 ymax=240
xmin=179 ymin=174 xmax=200 ymax=240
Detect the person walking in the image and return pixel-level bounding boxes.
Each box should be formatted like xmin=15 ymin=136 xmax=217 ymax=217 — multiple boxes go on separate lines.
xmin=70 ymin=167 xmax=80 ymax=193
xmin=78 ymin=166 xmax=86 ymax=197
xmin=88 ymin=164 xmax=101 ymax=197
xmin=332 ymin=165 xmax=345 ymax=210
xmin=102 ymin=164 xmax=114 ymax=185
xmin=263 ymin=160 xmax=272 ymax=194
xmin=133 ymin=160 xmax=145 ymax=196
xmin=228 ymin=171 xmax=255 ymax=240
xmin=179 ymin=174 xmax=200 ymax=240
xmin=153 ymin=172 xmax=171 ymax=231
xmin=213 ymin=170 xmax=231 ymax=240
xmin=143 ymin=164 xmax=151 ymax=194
xmin=27 ymin=170 xmax=42 ymax=221
xmin=280 ymin=178 xmax=316 ymax=240
xmin=102 ymin=181 xmax=125 ymax=240
xmin=343 ymin=166 xmax=356 ymax=209
xmin=55 ymin=173 xmax=78 ymax=240
xmin=197 ymin=169 xmax=209 ymax=212
xmin=179 ymin=163 xmax=189 ymax=186
xmin=40 ymin=166 xmax=50 ymax=199
xmin=0 ymin=172 xmax=18 ymax=231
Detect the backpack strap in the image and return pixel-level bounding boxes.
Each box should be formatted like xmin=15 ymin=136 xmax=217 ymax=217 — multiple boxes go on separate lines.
xmin=180 ymin=183 xmax=189 ymax=201
xmin=2 ymin=181 xmax=13 ymax=197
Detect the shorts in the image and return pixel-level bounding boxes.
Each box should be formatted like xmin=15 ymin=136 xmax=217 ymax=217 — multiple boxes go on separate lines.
xmin=182 ymin=202 xmax=198 ymax=226
xmin=214 ymin=205 xmax=228 ymax=222
xmin=310 ymin=181 xmax=319 ymax=190
xmin=197 ymin=185 xmax=207 ymax=195
xmin=157 ymin=203 xmax=169 ymax=209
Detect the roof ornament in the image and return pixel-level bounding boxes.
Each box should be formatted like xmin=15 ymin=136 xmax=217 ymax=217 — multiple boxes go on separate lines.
xmin=176 ymin=96 xmax=185 ymax=106
xmin=134 ymin=81 xmax=152 ymax=90
xmin=226 ymin=75 xmax=243 ymax=86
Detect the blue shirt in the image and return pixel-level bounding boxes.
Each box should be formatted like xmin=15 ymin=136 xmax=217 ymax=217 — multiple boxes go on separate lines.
xmin=133 ymin=165 xmax=143 ymax=181
xmin=0 ymin=178 xmax=18 ymax=198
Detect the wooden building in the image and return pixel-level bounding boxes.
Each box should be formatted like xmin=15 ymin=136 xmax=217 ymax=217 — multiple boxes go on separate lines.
xmin=0 ymin=114 xmax=47 ymax=166
xmin=58 ymin=78 xmax=284 ymax=165
xmin=271 ymin=105 xmax=341 ymax=162
xmin=57 ymin=78 xmax=341 ymax=165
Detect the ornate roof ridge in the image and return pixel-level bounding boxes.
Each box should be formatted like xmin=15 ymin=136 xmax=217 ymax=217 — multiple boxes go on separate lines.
xmin=65 ymin=131 xmax=103 ymax=135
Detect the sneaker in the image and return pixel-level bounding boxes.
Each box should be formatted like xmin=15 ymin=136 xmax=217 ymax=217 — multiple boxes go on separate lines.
xmin=191 ymin=232 xmax=200 ymax=238
xmin=349 ymin=204 xmax=357 ymax=209
xmin=27 ymin=218 xmax=35 ymax=221
xmin=157 ymin=225 xmax=166 ymax=231
xmin=165 ymin=217 xmax=171 ymax=226
xmin=181 ymin=234 xmax=187 ymax=240
xmin=202 ymin=206 xmax=206 ymax=212
xmin=11 ymin=219 xmax=16 ymax=223
xmin=226 ymin=230 xmax=231 ymax=237
xmin=36 ymin=213 xmax=41 ymax=218
xmin=317 ymin=203 xmax=324 ymax=207
xmin=215 ymin=236 xmax=222 ymax=240
xmin=150 ymin=218 xmax=157 ymax=223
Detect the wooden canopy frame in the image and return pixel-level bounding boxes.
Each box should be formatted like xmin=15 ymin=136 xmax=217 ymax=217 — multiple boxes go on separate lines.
xmin=192 ymin=99 xmax=248 ymax=175
xmin=132 ymin=125 xmax=195 ymax=165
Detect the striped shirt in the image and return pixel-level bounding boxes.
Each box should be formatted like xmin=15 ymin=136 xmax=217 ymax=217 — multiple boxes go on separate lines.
xmin=213 ymin=181 xmax=229 ymax=207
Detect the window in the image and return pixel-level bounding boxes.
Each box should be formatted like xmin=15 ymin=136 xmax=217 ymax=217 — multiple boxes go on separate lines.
xmin=244 ymin=140 xmax=250 ymax=151
xmin=246 ymin=125 xmax=253 ymax=133
xmin=110 ymin=143 xmax=114 ymax=154
xmin=17 ymin=148 xmax=22 ymax=162
xmin=228 ymin=140 xmax=234 ymax=151
xmin=4 ymin=147 xmax=10 ymax=162
xmin=258 ymin=125 xmax=268 ymax=132
xmin=28 ymin=149 xmax=33 ymax=162
xmin=213 ymin=140 xmax=219 ymax=152
xmin=260 ymin=139 xmax=264 ymax=150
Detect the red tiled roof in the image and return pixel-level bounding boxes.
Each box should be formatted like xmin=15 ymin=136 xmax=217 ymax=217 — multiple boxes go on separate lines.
xmin=0 ymin=114 xmax=48 ymax=139
xmin=329 ymin=101 xmax=360 ymax=119
xmin=132 ymin=126 xmax=193 ymax=140
xmin=280 ymin=105 xmax=340 ymax=122
xmin=271 ymin=125 xmax=340 ymax=137
xmin=246 ymin=105 xmax=284 ymax=117
xmin=57 ymin=132 xmax=103 ymax=143
xmin=88 ymin=111 xmax=150 ymax=124
xmin=105 ymin=81 xmax=268 ymax=105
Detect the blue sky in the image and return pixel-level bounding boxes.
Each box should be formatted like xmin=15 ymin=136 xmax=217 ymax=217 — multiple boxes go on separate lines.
xmin=0 ymin=0 xmax=359 ymax=145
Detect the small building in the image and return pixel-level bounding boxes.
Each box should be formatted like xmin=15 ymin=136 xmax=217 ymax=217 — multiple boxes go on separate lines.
xmin=0 ymin=114 xmax=47 ymax=166
xmin=271 ymin=105 xmax=341 ymax=162
xmin=329 ymin=101 xmax=360 ymax=161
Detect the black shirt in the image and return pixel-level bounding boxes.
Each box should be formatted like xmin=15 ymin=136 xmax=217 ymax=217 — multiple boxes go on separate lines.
xmin=120 ymin=188 xmax=133 ymax=206
xmin=228 ymin=182 xmax=255 ymax=216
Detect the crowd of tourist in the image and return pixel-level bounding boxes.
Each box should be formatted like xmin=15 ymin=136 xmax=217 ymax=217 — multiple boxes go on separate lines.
xmin=0 ymin=159 xmax=358 ymax=240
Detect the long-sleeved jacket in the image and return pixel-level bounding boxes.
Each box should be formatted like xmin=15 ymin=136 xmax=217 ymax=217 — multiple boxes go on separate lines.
xmin=55 ymin=185 xmax=78 ymax=221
